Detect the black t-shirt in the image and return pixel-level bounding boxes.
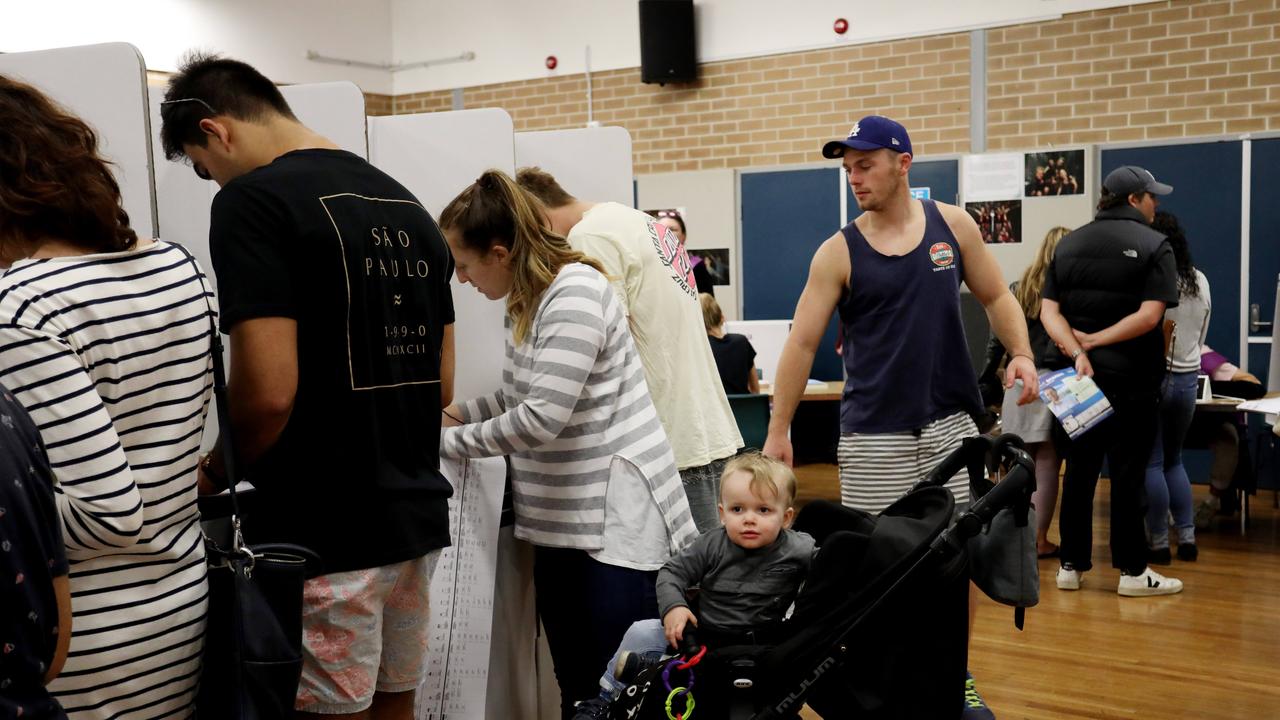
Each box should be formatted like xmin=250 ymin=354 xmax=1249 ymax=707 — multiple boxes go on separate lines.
xmin=209 ymin=149 xmax=455 ymax=573
xmin=708 ymin=333 xmax=757 ymax=395
xmin=692 ymin=260 xmax=714 ymax=295
xmin=1042 ymin=206 xmax=1178 ymax=382
xmin=0 ymin=386 xmax=68 ymax=720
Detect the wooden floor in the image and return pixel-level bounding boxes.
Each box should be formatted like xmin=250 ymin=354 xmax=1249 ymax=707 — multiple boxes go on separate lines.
xmin=792 ymin=463 xmax=1280 ymax=720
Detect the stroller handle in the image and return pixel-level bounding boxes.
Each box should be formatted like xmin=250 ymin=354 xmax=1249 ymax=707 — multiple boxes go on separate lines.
xmin=943 ymin=444 xmax=1036 ymax=546
xmin=915 ymin=435 xmax=993 ymax=492
xmin=960 ymin=447 xmax=1034 ymax=527
xmin=914 ymin=433 xmax=1028 ymax=495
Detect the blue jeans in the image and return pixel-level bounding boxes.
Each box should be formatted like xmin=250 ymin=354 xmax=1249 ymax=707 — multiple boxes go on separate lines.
xmin=596 ymin=619 xmax=668 ymax=698
xmin=679 ymin=456 xmax=730 ymax=533
xmin=1144 ymin=371 xmax=1197 ymax=548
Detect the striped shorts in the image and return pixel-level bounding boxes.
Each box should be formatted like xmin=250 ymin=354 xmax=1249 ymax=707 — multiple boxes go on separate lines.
xmin=837 ymin=411 xmax=977 ymax=514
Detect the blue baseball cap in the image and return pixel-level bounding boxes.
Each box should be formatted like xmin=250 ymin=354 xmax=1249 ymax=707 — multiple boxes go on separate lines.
xmin=822 ymin=115 xmax=913 ymax=158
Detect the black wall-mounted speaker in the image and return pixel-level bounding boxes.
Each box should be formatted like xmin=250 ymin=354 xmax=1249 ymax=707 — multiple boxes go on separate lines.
xmin=639 ymin=0 xmax=697 ymax=85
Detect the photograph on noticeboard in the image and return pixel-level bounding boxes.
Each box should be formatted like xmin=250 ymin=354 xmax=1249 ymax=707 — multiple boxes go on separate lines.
xmin=1025 ymin=150 xmax=1084 ymax=197
xmin=966 ymin=200 xmax=1022 ymax=244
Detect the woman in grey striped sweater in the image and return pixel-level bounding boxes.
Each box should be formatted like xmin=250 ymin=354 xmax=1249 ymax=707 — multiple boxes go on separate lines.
xmin=0 ymin=77 xmax=213 ymax=718
xmin=439 ymin=170 xmax=698 ymax=719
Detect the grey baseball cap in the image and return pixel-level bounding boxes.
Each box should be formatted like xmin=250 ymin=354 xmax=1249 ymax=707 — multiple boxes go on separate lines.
xmin=1103 ymin=165 xmax=1172 ymax=196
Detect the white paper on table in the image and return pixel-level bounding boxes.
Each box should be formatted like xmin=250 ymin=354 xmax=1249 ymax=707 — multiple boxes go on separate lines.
xmin=1236 ymin=396 xmax=1280 ymax=415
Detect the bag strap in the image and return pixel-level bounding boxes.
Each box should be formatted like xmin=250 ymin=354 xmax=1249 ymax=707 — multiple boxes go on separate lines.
xmin=177 ymin=246 xmax=248 ymax=550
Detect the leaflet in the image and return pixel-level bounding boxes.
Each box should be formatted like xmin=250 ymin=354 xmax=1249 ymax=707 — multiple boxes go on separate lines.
xmin=1038 ymin=367 xmax=1113 ymax=438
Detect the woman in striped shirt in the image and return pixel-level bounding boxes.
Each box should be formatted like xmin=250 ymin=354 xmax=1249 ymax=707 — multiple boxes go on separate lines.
xmin=439 ymin=170 xmax=698 ymax=719
xmin=0 ymin=76 xmax=213 ymax=718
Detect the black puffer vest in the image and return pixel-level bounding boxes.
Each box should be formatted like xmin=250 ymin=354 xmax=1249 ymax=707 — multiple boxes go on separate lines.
xmin=1044 ymin=205 xmax=1177 ymax=383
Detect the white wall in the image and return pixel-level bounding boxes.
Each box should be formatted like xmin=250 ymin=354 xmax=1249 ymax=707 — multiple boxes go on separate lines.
xmin=1 ymin=0 xmax=394 ymax=93
xmin=391 ymin=0 xmax=1159 ymax=94
xmin=7 ymin=1 xmax=1156 ymax=97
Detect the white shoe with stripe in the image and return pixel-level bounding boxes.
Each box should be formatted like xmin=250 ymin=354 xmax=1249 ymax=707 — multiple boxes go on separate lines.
xmin=1117 ymin=567 xmax=1183 ymax=597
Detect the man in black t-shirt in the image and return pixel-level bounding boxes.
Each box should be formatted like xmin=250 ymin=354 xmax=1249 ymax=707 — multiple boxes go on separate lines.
xmin=160 ymin=54 xmax=454 ymax=720
xmin=1040 ymin=165 xmax=1182 ymax=598
xmin=0 ymin=386 xmax=71 ymax=720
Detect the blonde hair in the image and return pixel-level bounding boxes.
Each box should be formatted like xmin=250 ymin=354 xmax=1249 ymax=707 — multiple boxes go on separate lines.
xmin=1014 ymin=226 xmax=1071 ymax=319
xmin=699 ymin=292 xmax=723 ymax=332
xmin=439 ymin=169 xmax=605 ymax=344
xmin=722 ymin=452 xmax=797 ymax=506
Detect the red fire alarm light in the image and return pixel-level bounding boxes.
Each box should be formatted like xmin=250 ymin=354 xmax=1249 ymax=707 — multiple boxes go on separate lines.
xmin=545 ymin=55 xmax=558 ymax=70
xmin=833 ymin=18 xmax=849 ymax=34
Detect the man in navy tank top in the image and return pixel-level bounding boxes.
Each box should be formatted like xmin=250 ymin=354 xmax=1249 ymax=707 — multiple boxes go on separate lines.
xmin=762 ymin=115 xmax=1040 ymax=720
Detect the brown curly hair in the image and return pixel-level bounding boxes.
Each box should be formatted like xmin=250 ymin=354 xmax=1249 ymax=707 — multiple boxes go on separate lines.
xmin=0 ymin=75 xmax=137 ymax=260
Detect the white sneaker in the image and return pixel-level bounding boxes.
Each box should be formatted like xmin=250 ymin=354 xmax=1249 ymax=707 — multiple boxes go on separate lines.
xmin=1056 ymin=564 xmax=1082 ymax=590
xmin=1117 ymin=567 xmax=1184 ymax=597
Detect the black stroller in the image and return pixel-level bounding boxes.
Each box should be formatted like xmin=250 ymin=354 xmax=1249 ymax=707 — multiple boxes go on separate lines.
xmin=610 ymin=433 xmax=1038 ymax=720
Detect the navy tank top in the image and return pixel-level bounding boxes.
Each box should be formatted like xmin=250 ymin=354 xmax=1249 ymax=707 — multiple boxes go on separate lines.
xmin=836 ymin=199 xmax=982 ymax=433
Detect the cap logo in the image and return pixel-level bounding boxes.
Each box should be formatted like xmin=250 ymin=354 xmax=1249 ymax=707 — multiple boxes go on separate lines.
xmin=849 ymin=122 xmax=860 ymax=137
xmin=891 ymin=137 xmax=900 ymax=146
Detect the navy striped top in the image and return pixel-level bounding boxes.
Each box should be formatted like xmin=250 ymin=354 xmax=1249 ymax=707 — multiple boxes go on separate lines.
xmin=0 ymin=240 xmax=214 ymax=718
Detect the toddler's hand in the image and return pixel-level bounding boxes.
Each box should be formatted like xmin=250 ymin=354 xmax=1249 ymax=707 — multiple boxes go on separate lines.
xmin=663 ymin=607 xmax=697 ymax=649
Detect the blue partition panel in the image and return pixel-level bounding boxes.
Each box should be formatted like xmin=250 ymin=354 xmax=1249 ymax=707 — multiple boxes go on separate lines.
xmin=1249 ymin=139 xmax=1280 ymax=384
xmin=844 ymin=158 xmax=960 ymax=222
xmin=1101 ymin=142 xmax=1242 ymax=361
xmin=741 ymin=168 xmax=843 ymax=381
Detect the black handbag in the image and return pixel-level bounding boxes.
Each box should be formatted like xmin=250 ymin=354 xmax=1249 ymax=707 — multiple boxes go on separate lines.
xmin=185 ymin=250 xmax=320 ymax=718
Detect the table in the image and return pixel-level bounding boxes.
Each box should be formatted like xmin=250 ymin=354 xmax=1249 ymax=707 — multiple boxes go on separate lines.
xmin=760 ymin=380 xmax=843 ymax=402
xmin=1191 ymin=392 xmax=1279 ymax=533
xmin=758 ymin=380 xmax=843 ymax=463
xmin=1194 ymin=397 xmax=1245 ymax=412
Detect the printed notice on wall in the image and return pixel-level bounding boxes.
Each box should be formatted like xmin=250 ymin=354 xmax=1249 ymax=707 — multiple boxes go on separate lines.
xmin=416 ymin=456 xmax=505 ymax=720
xmin=962 ymin=153 xmax=1024 ymax=202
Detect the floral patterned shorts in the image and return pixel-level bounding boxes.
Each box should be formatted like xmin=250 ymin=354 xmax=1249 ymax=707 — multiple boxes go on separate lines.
xmin=294 ymin=551 xmax=441 ymax=714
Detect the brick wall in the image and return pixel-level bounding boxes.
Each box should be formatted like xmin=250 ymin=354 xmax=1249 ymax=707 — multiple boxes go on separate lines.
xmin=144 ymin=0 xmax=1280 ymax=171
xmin=394 ymin=90 xmax=454 ymax=115
xmin=393 ymin=36 xmax=971 ymax=174
xmin=364 ymin=92 xmax=394 ymax=116
xmin=986 ymin=0 xmax=1280 ymax=150
xmin=383 ymin=0 xmax=1280 ymax=173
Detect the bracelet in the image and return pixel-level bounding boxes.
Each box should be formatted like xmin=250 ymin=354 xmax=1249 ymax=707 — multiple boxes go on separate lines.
xmin=1070 ymin=347 xmax=1085 ymax=360
xmin=1011 ymin=352 xmax=1034 ymax=363
xmin=199 ymin=452 xmax=227 ymax=488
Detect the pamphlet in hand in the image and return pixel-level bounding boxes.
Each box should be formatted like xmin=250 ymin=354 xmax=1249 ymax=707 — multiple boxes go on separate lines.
xmin=1038 ymin=367 xmax=1113 ymax=439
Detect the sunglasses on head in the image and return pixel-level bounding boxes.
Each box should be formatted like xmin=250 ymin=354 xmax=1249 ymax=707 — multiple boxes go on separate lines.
xmin=160 ymin=97 xmax=217 ymax=116
xmin=654 ymin=209 xmax=682 ymax=219
xmin=160 ymin=98 xmax=218 ymax=181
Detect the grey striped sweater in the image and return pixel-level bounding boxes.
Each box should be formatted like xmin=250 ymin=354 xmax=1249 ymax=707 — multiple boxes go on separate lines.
xmin=442 ymin=263 xmax=698 ymax=554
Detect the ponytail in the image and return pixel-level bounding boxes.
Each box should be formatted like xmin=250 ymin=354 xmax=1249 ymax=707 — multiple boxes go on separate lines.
xmin=440 ymin=169 xmax=605 ymax=343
